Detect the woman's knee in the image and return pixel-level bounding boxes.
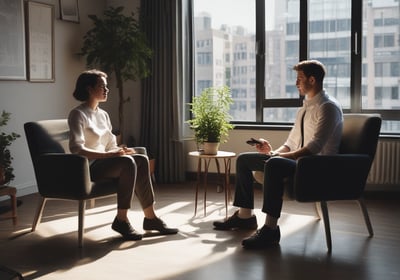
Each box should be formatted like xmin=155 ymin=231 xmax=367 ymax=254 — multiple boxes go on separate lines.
xmin=119 ymin=156 xmax=137 ymax=173
xmin=132 ymin=154 xmax=149 ymax=170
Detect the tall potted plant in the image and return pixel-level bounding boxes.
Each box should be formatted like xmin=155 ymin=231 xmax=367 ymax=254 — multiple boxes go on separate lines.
xmin=0 ymin=111 xmax=20 ymax=185
xmin=187 ymin=86 xmax=234 ymax=154
xmin=79 ymin=6 xmax=152 ymax=142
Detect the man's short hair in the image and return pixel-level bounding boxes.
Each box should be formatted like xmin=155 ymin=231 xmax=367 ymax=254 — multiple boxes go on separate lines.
xmin=293 ymin=60 xmax=326 ymax=85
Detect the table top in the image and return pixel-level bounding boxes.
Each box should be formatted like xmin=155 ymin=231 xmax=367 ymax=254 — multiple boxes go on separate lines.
xmin=189 ymin=151 xmax=236 ymax=158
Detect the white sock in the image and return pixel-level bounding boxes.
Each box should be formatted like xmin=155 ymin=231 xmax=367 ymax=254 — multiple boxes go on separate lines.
xmin=238 ymin=208 xmax=253 ymax=219
xmin=265 ymin=215 xmax=278 ymax=229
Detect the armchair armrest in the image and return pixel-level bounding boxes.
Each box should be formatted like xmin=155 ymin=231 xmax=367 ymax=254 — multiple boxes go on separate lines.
xmin=34 ymin=153 xmax=92 ymax=199
xmin=294 ymin=154 xmax=372 ymax=202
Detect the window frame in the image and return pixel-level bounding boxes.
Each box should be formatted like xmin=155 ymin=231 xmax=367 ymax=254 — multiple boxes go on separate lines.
xmin=188 ymin=0 xmax=400 ymax=133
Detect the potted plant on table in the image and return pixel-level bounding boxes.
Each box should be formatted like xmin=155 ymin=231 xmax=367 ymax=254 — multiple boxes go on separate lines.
xmin=79 ymin=6 xmax=152 ymax=143
xmin=0 ymin=111 xmax=20 ymax=185
xmin=187 ymin=86 xmax=234 ymax=155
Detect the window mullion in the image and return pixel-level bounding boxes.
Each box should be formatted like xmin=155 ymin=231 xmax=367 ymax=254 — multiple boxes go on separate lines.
xmin=351 ymin=0 xmax=362 ymax=112
xmin=256 ymin=0 xmax=265 ymax=123
xmin=300 ymin=0 xmax=308 ymax=61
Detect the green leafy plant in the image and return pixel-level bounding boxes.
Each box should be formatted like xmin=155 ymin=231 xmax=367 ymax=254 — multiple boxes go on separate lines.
xmin=0 ymin=111 xmax=20 ymax=184
xmin=79 ymin=6 xmax=152 ymax=142
xmin=187 ymin=86 xmax=234 ymax=144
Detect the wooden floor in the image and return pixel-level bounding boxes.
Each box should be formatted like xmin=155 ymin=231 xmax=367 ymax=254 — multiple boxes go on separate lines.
xmin=0 ymin=182 xmax=399 ymax=280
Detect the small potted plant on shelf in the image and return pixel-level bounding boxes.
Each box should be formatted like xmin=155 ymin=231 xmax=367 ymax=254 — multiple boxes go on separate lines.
xmin=187 ymin=86 xmax=234 ymax=155
xmin=0 ymin=111 xmax=20 ymax=185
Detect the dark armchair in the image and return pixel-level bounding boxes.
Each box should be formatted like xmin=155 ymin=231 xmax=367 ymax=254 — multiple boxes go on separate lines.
xmin=24 ymin=120 xmax=118 ymax=248
xmin=254 ymin=114 xmax=382 ymax=252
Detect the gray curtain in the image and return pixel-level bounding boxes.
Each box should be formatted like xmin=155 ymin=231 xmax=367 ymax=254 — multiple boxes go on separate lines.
xmin=139 ymin=0 xmax=185 ymax=183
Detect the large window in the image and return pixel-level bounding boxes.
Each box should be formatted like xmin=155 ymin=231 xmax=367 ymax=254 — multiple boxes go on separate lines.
xmin=193 ymin=0 xmax=256 ymax=120
xmin=362 ymin=0 xmax=400 ymax=133
xmin=192 ymin=0 xmax=400 ymax=134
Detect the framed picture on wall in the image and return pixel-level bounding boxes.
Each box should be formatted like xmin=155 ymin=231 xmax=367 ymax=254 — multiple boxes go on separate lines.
xmin=26 ymin=2 xmax=55 ymax=82
xmin=59 ymin=0 xmax=79 ymax=23
xmin=0 ymin=0 xmax=26 ymax=80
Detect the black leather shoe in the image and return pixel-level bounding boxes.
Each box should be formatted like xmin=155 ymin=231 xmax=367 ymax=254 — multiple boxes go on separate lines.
xmin=111 ymin=217 xmax=143 ymax=240
xmin=213 ymin=210 xmax=258 ymax=230
xmin=143 ymin=217 xmax=178 ymax=235
xmin=241 ymin=225 xmax=280 ymax=249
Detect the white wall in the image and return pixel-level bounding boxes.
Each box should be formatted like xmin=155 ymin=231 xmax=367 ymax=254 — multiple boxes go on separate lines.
xmin=0 ymin=0 xmax=144 ymax=197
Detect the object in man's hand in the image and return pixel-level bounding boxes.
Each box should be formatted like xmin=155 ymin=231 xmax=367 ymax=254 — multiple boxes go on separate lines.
xmin=246 ymin=138 xmax=262 ymax=146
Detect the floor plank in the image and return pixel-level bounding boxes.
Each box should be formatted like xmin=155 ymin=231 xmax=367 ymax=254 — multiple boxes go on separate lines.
xmin=0 ymin=182 xmax=399 ymax=280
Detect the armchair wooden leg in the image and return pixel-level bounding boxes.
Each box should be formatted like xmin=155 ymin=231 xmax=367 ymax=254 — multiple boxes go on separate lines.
xmin=320 ymin=201 xmax=332 ymax=253
xmin=89 ymin=199 xmax=95 ymax=209
xmin=314 ymin=202 xmax=322 ymax=220
xmin=32 ymin=197 xmax=46 ymax=232
xmin=78 ymin=200 xmax=86 ymax=248
xmin=358 ymin=199 xmax=374 ymax=237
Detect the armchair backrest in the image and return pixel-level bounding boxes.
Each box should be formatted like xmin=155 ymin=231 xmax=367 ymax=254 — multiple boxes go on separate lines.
xmin=294 ymin=114 xmax=382 ymax=202
xmin=24 ymin=120 xmax=70 ymax=163
xmin=339 ymin=114 xmax=382 ymax=159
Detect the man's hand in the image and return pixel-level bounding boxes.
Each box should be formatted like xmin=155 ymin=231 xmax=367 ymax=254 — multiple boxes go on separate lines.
xmin=255 ymin=138 xmax=273 ymax=154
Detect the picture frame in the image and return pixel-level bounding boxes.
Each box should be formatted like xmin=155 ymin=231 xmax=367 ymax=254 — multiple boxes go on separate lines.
xmin=0 ymin=0 xmax=26 ymax=80
xmin=26 ymin=2 xmax=55 ymax=82
xmin=59 ymin=0 xmax=79 ymax=23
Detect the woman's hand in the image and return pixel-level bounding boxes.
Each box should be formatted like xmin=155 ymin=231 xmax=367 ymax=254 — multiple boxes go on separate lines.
xmin=107 ymin=147 xmax=136 ymax=157
xmin=121 ymin=147 xmax=136 ymax=155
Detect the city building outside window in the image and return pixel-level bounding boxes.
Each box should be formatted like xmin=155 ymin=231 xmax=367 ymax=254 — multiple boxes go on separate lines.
xmin=192 ymin=0 xmax=400 ymax=134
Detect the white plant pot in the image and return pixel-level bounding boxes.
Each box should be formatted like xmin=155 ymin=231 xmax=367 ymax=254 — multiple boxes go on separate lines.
xmin=203 ymin=142 xmax=220 ymax=155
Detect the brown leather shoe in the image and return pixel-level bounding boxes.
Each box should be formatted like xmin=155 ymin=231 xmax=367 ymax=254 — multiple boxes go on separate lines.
xmin=213 ymin=210 xmax=258 ymax=230
xmin=143 ymin=217 xmax=178 ymax=235
xmin=111 ymin=217 xmax=143 ymax=240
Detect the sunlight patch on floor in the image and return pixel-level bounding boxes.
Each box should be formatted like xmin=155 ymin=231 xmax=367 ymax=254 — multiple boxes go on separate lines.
xmin=25 ymin=201 xmax=326 ymax=280
xmin=278 ymin=212 xmax=317 ymax=238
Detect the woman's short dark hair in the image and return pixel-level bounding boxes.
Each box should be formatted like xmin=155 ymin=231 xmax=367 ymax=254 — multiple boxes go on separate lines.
xmin=73 ymin=69 xmax=108 ymax=101
xmin=293 ymin=60 xmax=326 ymax=86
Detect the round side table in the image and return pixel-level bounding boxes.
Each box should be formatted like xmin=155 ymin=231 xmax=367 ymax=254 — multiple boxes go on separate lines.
xmin=189 ymin=151 xmax=236 ymax=218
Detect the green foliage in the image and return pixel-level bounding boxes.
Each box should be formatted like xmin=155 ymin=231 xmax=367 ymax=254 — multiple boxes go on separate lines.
xmin=0 ymin=111 xmax=20 ymax=184
xmin=80 ymin=6 xmax=152 ymax=82
xmin=187 ymin=86 xmax=234 ymax=144
xmin=79 ymin=6 xmax=152 ymax=140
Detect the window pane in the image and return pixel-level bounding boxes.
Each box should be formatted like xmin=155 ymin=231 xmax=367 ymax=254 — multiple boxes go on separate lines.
xmin=263 ymin=1 xmax=300 ymax=123
xmin=265 ymin=1 xmax=299 ymax=100
xmin=193 ymin=0 xmax=256 ymax=121
xmin=362 ymin=0 xmax=400 ymax=110
xmin=264 ymin=107 xmax=298 ymax=123
xmin=381 ymin=120 xmax=400 ymax=134
xmin=308 ymin=0 xmax=352 ymax=109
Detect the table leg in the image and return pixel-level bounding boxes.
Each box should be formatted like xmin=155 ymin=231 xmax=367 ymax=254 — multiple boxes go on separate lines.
xmin=203 ymin=158 xmax=212 ymax=216
xmin=0 ymin=186 xmax=17 ymax=225
xmin=214 ymin=159 xmax=222 ymax=192
xmin=194 ymin=158 xmax=201 ymax=216
xmin=11 ymin=191 xmax=17 ymax=225
xmin=223 ymin=158 xmax=232 ymax=218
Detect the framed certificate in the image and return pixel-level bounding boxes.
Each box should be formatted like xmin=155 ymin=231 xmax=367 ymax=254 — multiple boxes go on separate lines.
xmin=0 ymin=0 xmax=26 ymax=80
xmin=26 ymin=2 xmax=55 ymax=82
